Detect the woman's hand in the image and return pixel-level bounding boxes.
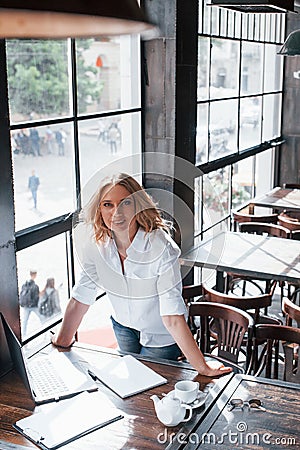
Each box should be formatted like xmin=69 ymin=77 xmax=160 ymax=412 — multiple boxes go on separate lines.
xmin=162 ymin=314 xmax=233 ymax=377
xmin=51 ymin=332 xmax=75 ymax=349
xmin=199 ymin=360 xmax=233 ymax=377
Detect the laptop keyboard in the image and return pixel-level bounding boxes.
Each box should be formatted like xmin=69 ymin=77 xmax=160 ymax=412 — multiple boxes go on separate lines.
xmin=28 ymin=357 xmax=69 ymax=397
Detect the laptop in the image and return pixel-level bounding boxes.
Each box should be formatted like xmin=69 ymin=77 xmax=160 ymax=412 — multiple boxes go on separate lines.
xmin=1 ymin=313 xmax=98 ymax=405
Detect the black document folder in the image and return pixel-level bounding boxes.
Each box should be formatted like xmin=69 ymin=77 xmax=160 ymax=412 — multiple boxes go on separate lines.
xmin=13 ymin=391 xmax=123 ymax=450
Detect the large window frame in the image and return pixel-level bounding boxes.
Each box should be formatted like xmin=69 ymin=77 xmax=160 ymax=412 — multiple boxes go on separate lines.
xmin=194 ymin=1 xmax=285 ymax=241
xmin=2 ymin=36 xmax=142 ymax=344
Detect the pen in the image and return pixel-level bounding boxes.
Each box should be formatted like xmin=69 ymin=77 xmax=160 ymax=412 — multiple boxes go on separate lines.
xmin=88 ymin=369 xmax=98 ymax=381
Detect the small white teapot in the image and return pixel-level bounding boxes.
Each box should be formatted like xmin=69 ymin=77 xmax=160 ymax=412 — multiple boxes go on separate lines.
xmin=150 ymin=393 xmax=193 ymax=427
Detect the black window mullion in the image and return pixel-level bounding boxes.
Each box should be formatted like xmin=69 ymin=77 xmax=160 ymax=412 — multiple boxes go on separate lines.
xmin=15 ymin=213 xmax=73 ymax=251
xmin=70 ymin=38 xmax=81 ymax=211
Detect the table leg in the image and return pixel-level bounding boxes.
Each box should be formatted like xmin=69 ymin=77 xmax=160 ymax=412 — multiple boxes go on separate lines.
xmin=216 ymin=270 xmax=225 ymax=292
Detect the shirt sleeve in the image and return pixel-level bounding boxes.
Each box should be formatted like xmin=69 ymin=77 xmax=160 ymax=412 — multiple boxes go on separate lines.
xmin=156 ymin=234 xmax=187 ymax=317
xmin=71 ymin=239 xmax=102 ymax=305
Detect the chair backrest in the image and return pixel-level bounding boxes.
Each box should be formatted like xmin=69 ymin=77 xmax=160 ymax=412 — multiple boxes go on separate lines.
xmin=182 ymin=284 xmax=203 ymax=333
xmin=291 ymin=230 xmax=300 ymax=240
xmin=252 ymin=324 xmax=300 ymax=383
xmin=182 ymin=284 xmax=203 ymax=304
xmin=278 ymin=210 xmax=300 ymax=231
xmin=232 ymin=208 xmax=278 ymax=231
xmin=283 ymin=183 xmax=300 ymax=189
xmin=238 ymin=222 xmax=289 ymax=238
xmin=278 ymin=210 xmax=300 ymax=232
xmin=202 ymin=282 xmax=276 ymax=324
xmin=188 ymin=301 xmax=254 ymax=364
xmin=282 ymin=298 xmax=300 ymax=328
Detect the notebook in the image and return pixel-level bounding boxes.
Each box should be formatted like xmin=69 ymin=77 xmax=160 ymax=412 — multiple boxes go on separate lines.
xmin=13 ymin=391 xmax=123 ymax=450
xmin=1 ymin=313 xmax=98 ymax=405
xmin=89 ymin=354 xmax=167 ymax=398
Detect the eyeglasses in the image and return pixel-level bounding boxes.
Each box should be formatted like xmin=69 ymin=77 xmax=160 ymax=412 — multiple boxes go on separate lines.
xmin=227 ymin=398 xmax=266 ymax=412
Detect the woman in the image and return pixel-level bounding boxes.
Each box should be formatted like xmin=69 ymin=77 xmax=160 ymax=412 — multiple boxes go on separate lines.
xmin=52 ymin=173 xmax=231 ymax=377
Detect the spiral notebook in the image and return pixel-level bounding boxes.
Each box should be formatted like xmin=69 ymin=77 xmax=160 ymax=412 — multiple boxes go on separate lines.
xmin=14 ymin=391 xmax=123 ymax=450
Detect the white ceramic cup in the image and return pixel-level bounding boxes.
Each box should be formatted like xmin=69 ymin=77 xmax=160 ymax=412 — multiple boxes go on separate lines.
xmin=174 ymin=380 xmax=199 ymax=404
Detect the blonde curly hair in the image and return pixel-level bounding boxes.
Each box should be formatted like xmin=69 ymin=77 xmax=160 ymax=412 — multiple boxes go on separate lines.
xmin=84 ymin=173 xmax=168 ymax=242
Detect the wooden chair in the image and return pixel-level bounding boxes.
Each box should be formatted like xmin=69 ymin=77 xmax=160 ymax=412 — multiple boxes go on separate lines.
xmin=238 ymin=222 xmax=289 ymax=238
xmin=231 ymin=206 xmax=278 ymax=232
xmin=283 ymin=183 xmax=300 ymax=189
xmin=203 ymin=282 xmax=279 ymax=326
xmin=281 ymin=231 xmax=300 ymax=304
xmin=282 ymin=298 xmax=300 ymax=328
xmin=188 ymin=301 xmax=254 ymax=372
xmin=182 ymin=284 xmax=203 ymax=334
xmin=182 ymin=284 xmax=203 ymax=303
xmin=251 ymin=324 xmax=300 ymax=384
xmin=278 ymin=210 xmax=300 ymax=232
xmin=202 ymin=282 xmax=281 ymax=369
xmin=291 ymin=230 xmax=300 ymax=240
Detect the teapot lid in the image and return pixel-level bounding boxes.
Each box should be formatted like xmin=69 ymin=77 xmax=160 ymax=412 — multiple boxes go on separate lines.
xmin=162 ymin=394 xmax=181 ymax=406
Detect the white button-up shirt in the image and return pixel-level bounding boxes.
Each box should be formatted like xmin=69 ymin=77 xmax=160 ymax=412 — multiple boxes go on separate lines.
xmin=72 ymin=227 xmax=187 ymax=347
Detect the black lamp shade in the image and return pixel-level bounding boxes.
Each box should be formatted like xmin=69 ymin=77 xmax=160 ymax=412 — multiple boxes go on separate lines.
xmin=0 ymin=0 xmax=155 ymax=38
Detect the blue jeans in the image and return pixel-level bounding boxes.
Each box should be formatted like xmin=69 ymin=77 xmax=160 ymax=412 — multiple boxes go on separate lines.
xmin=111 ymin=316 xmax=182 ymax=361
xmin=31 ymin=189 xmax=37 ymax=208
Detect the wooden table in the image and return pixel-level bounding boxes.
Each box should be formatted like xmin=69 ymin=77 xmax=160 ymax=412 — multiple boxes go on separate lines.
xmin=0 ymin=343 xmax=234 ymax=450
xmin=181 ymin=231 xmax=300 ymax=291
xmin=184 ymin=374 xmax=300 ymax=449
xmin=250 ymin=187 xmax=300 ymax=212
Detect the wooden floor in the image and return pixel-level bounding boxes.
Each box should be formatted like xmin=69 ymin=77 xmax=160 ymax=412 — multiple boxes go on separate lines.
xmin=75 ymin=284 xmax=287 ymax=354
xmin=78 ymin=325 xmax=117 ymax=348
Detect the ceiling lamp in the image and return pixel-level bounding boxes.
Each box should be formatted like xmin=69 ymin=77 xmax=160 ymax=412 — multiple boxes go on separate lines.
xmin=278 ymin=30 xmax=300 ymax=56
xmin=0 ymin=0 xmax=155 ymax=38
xmin=208 ymin=0 xmax=295 ymax=13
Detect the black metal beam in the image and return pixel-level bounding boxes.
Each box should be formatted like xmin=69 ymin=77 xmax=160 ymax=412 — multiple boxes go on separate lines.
xmin=198 ymin=137 xmax=285 ymax=175
xmin=0 ymin=39 xmax=20 ymax=374
xmin=15 ymin=213 xmax=74 ymax=251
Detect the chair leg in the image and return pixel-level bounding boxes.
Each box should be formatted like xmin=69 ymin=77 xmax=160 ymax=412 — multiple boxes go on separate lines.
xmin=245 ymin=340 xmax=252 ymax=374
xmin=242 ymin=280 xmax=246 ymax=296
xmin=264 ymin=280 xmax=272 ymax=315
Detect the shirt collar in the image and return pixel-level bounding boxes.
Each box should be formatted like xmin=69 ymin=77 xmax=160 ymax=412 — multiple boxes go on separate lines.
xmin=102 ymin=227 xmax=146 ymax=252
xmin=126 ymin=227 xmax=147 ymax=256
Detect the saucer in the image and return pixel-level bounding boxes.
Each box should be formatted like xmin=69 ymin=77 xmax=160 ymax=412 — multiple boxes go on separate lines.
xmin=166 ymin=390 xmax=207 ymax=409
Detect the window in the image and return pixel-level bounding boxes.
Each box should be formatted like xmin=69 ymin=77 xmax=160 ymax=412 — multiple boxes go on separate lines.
xmin=6 ymin=35 xmax=142 ymax=341
xmin=195 ymin=2 xmax=285 ymax=248
xmin=203 ymin=167 xmax=231 ymax=228
xmin=12 ymin=123 xmax=75 ymax=231
xmin=17 ymin=234 xmax=70 ymax=337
